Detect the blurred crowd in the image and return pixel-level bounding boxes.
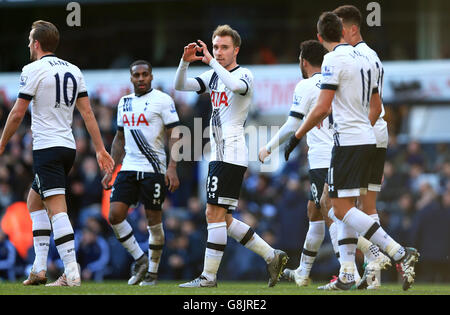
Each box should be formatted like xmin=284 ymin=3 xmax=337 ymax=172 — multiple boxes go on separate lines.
xmin=0 ymin=89 xmax=449 ymax=284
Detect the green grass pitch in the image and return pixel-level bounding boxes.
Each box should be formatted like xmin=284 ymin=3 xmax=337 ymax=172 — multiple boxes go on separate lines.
xmin=0 ymin=280 xmax=449 ymax=295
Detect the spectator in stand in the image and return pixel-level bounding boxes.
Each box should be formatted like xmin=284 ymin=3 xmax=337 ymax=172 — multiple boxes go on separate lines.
xmin=383 ymin=192 xmax=416 ymax=244
xmin=77 ymin=156 xmax=104 ymax=226
xmin=405 ymin=140 xmax=428 ymax=168
xmin=77 ymin=225 xmax=110 ymax=282
xmin=0 ymin=228 xmax=16 ymax=281
xmin=410 ymin=190 xmax=450 ymax=282
xmin=378 ymin=161 xmax=408 ymax=203
xmin=439 ymin=161 xmax=450 ymax=194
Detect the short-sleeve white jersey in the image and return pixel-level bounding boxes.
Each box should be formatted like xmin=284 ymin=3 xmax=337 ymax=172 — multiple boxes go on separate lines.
xmin=117 ymin=88 xmax=180 ymax=174
xmin=195 ymin=65 xmax=253 ymax=167
xmin=289 ymin=73 xmax=333 ymax=169
xmin=18 ymin=55 xmax=87 ymax=150
xmin=320 ymin=44 xmax=378 ymax=146
xmin=354 ymin=41 xmax=388 ymax=148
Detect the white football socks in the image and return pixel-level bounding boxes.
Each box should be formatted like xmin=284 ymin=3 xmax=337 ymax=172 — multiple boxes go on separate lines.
xmin=202 ymin=222 xmax=227 ymax=281
xmin=342 ymin=207 xmax=405 ymax=261
xmin=51 ymin=212 xmax=78 ymax=276
xmin=112 ymin=219 xmax=144 ymax=260
xmin=30 ymin=209 xmax=51 ymax=273
xmin=227 ymin=218 xmax=275 ymax=263
xmin=148 ymin=223 xmax=164 ymax=274
xmin=297 ymin=221 xmax=325 ymax=276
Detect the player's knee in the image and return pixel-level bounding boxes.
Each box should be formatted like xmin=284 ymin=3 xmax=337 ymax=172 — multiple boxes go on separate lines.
xmin=205 ymin=205 xmax=225 ymax=223
xmin=146 ymin=210 xmax=162 ymax=226
xmin=108 ymin=205 xmax=127 ymax=225
xmin=330 ymin=206 xmax=346 ymax=221
xmin=307 ymin=201 xmax=323 ymax=221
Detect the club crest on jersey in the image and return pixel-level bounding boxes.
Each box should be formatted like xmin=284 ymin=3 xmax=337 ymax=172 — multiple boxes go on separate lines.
xmin=122 ymin=113 xmax=149 ymax=126
xmin=19 ymin=75 xmax=28 ymax=87
xmin=241 ymin=73 xmax=251 ymax=83
xmin=322 ymin=65 xmax=335 ymax=77
xmin=211 ymin=91 xmax=229 ymax=108
xmin=123 ymin=97 xmax=133 ymax=112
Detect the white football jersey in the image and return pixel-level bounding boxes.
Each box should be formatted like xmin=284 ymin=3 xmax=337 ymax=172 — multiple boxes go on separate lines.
xmin=320 ymin=44 xmax=378 ymax=146
xmin=117 ymin=89 xmax=180 ymax=174
xmin=354 ymin=41 xmax=388 ymax=148
xmin=195 ymin=66 xmax=253 ymax=167
xmin=290 ymin=73 xmax=333 ymax=169
xmin=18 ymin=55 xmax=87 ymax=150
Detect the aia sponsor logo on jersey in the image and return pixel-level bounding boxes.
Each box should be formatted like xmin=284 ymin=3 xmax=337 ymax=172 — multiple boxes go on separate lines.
xmin=210 ymin=91 xmax=229 ymax=108
xmin=122 ymin=113 xmax=149 ymax=126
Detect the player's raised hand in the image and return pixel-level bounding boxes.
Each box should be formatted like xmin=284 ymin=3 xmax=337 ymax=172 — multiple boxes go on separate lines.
xmin=196 ymin=39 xmax=213 ymax=64
xmin=182 ymin=42 xmax=203 ymax=63
xmin=96 ymin=149 xmax=115 ymax=174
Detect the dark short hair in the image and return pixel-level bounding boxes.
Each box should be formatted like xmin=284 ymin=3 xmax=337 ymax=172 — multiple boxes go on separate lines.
xmin=300 ymin=40 xmax=327 ymax=67
xmin=317 ymin=12 xmax=343 ymax=43
xmin=31 ymin=20 xmax=59 ymax=53
xmin=129 ymin=60 xmax=152 ymax=73
xmin=334 ymin=5 xmax=363 ymax=28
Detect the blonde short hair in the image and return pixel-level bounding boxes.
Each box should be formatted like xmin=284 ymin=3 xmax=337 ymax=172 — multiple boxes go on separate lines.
xmin=212 ymin=24 xmax=241 ymax=47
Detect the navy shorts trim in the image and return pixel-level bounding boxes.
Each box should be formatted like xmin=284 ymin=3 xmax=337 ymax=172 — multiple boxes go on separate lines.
xmin=110 ymin=171 xmax=166 ymax=210
xmin=206 ymin=161 xmax=247 ymax=211
xmin=31 ymin=147 xmax=76 ymax=199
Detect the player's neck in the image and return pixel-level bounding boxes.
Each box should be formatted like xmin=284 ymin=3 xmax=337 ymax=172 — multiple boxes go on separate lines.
xmin=352 ymin=34 xmax=364 ymax=47
xmin=224 ymin=61 xmax=238 ymax=72
xmin=37 ymin=51 xmax=55 ymax=60
xmin=307 ymin=67 xmax=321 ymax=78
xmin=325 ymin=39 xmax=347 ymax=52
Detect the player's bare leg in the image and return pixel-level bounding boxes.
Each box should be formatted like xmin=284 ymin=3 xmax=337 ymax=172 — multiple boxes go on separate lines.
xmin=225 ymin=213 xmax=288 ymax=287
xmin=23 ymin=189 xmax=49 ymax=285
xmin=109 ymin=201 xmax=148 ymax=285
xmin=44 ymin=194 xmax=80 ymax=287
xmin=140 ymin=209 xmax=164 ymax=286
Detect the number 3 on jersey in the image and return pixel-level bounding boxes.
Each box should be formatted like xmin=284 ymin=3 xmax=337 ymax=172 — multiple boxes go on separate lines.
xmin=54 ymin=72 xmax=77 ymax=108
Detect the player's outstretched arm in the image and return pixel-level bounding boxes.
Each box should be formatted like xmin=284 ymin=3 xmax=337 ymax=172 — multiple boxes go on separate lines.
xmin=0 ymin=98 xmax=30 ymax=155
xmin=76 ymin=96 xmax=114 ymax=174
xmin=259 ymin=116 xmax=302 ymax=163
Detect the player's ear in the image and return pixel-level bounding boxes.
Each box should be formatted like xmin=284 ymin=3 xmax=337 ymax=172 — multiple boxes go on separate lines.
xmin=317 ymin=33 xmax=323 ymax=43
xmin=352 ymin=24 xmax=359 ymax=36
xmin=234 ymin=46 xmax=240 ymax=57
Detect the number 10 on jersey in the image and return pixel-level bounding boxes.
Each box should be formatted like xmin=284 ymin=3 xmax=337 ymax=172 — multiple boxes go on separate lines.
xmin=54 ymin=72 xmax=77 ymax=108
